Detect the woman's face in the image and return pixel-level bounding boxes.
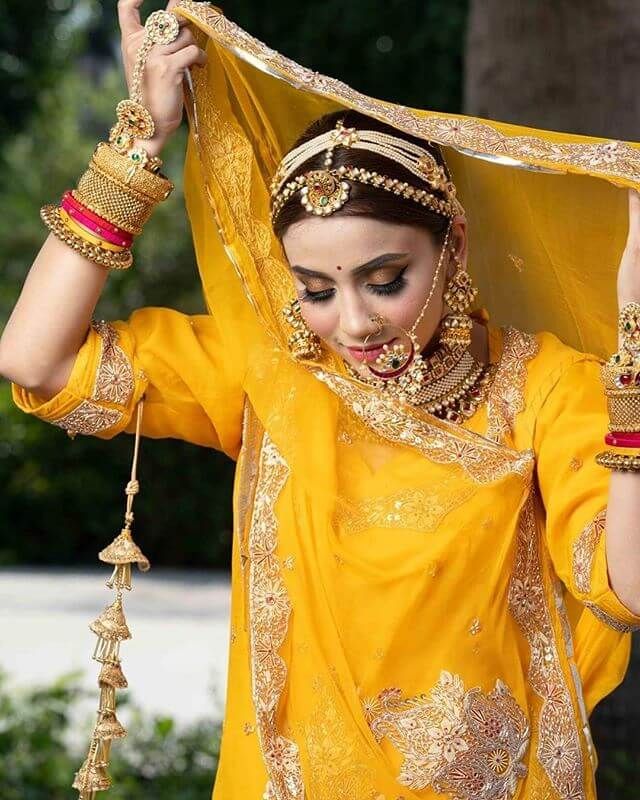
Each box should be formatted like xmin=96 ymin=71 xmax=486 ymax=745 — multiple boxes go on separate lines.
xmin=282 ymin=214 xmax=466 ymax=370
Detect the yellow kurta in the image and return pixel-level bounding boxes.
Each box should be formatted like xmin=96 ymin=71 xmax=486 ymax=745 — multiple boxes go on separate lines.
xmin=13 ymin=4 xmax=640 ymax=798
xmin=12 ymin=310 xmax=640 ymax=800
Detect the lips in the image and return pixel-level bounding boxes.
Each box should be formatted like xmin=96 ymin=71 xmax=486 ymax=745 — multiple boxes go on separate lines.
xmin=345 ymin=337 xmax=396 ymax=363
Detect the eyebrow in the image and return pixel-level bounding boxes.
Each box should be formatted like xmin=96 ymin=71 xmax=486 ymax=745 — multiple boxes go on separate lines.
xmin=291 ymin=252 xmax=409 ymax=280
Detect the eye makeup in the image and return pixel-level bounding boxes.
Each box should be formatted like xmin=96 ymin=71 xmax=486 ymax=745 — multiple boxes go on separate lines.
xmin=300 ymin=266 xmax=409 ymax=304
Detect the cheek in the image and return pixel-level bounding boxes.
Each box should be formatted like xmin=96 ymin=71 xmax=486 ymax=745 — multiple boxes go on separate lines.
xmin=300 ymin=302 xmax=338 ymax=340
xmin=383 ymin=275 xmax=438 ymax=329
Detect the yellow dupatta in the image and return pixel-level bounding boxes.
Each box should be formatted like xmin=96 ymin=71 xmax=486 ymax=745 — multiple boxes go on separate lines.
xmin=166 ymin=4 xmax=640 ymax=799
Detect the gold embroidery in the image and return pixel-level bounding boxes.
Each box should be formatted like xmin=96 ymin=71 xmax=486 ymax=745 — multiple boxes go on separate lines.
xmin=248 ymin=435 xmax=304 ymax=799
xmin=553 ymin=579 xmax=597 ymax=774
xmin=301 ymin=677 xmax=375 ymax=800
xmin=50 ymin=321 xmax=134 ymax=436
xmin=176 ymin=2 xmax=640 ymax=186
xmin=469 ymin=617 xmax=482 ymax=636
xmin=569 ymin=457 xmax=583 ymax=472
xmin=585 ymin=602 xmax=640 ymax=633
xmin=486 ymin=327 xmax=539 ymax=443
xmin=508 ymin=495 xmax=586 ymax=800
xmin=317 ymin=370 xmax=534 ymax=485
xmin=335 ymin=486 xmax=472 ymax=535
xmin=90 ymin=320 xmax=134 ymax=405
xmin=52 ymin=400 xmax=123 ymax=437
xmin=364 ymin=671 xmax=529 ymax=799
xmin=508 ymin=254 xmax=525 ymax=273
xmin=572 ymin=509 xmax=606 ymax=594
xmin=234 ymin=402 xmax=264 ymax=575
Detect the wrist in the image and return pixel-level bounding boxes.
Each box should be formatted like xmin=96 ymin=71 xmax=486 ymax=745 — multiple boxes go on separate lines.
xmin=134 ymin=136 xmax=167 ymax=159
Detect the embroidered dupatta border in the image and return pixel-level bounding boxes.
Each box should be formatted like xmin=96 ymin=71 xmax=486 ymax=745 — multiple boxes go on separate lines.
xmin=247 ymin=432 xmax=305 ymax=799
xmin=175 ymin=1 xmax=640 ymax=187
xmin=509 ymin=494 xmax=589 ymax=800
xmin=315 ymin=326 xmax=536 ymax=486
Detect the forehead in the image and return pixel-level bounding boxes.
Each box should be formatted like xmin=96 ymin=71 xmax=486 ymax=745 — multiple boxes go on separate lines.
xmin=281 ymin=216 xmax=427 ymax=270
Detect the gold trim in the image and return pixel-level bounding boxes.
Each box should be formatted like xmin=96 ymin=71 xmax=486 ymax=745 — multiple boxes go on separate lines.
xmin=572 ymin=509 xmax=607 ymax=595
xmin=248 ymin=434 xmax=304 ymax=799
xmin=91 ymin=320 xmax=135 ymax=406
xmin=486 ymin=327 xmax=540 ymax=443
xmin=175 ymin=1 xmax=640 ymax=188
xmin=585 ymin=602 xmax=640 ymax=634
xmin=315 ymin=366 xmax=533 ymax=486
xmin=508 ymin=494 xmax=587 ymax=800
xmin=52 ymin=401 xmax=123 ymax=437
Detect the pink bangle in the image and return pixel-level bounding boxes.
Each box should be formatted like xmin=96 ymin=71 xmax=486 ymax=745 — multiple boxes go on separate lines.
xmin=62 ymin=191 xmax=133 ymax=239
xmin=605 ymin=431 xmax=640 ymax=448
xmin=61 ymin=199 xmax=133 ymax=248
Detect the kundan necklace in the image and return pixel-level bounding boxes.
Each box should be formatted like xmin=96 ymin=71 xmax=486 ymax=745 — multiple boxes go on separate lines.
xmin=347 ymin=340 xmax=496 ymax=424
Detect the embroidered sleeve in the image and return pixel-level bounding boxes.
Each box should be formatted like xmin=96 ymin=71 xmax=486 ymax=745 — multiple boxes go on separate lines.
xmin=534 ymin=358 xmax=640 ymax=633
xmin=11 ymin=319 xmax=141 ymax=439
xmin=11 ymin=307 xmax=247 ymax=454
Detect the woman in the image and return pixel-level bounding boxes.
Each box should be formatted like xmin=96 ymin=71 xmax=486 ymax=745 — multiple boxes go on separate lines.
xmin=1 ymin=1 xmax=639 ymax=798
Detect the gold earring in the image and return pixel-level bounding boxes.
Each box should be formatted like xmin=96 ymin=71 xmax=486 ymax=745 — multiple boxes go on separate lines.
xmin=439 ymin=251 xmax=478 ymax=349
xmin=282 ymin=298 xmax=322 ymax=360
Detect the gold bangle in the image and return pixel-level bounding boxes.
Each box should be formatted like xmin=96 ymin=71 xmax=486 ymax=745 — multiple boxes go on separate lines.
xmin=59 ymin=209 xmax=126 ymax=252
xmin=41 ymin=205 xmax=132 ymax=270
xmin=75 ymin=169 xmax=155 ymax=236
xmin=595 ymin=450 xmax=640 ymax=472
xmin=93 ymin=143 xmax=173 ymax=203
xmin=604 ymin=390 xmax=640 ymax=432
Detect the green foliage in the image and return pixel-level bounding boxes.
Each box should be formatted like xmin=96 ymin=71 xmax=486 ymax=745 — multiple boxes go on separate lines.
xmin=0 ymin=0 xmax=467 ymax=567
xmin=0 ymin=668 xmax=220 ymax=799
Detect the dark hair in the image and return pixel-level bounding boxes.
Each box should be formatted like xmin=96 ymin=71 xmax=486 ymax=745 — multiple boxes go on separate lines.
xmin=272 ymin=110 xmax=452 ymax=244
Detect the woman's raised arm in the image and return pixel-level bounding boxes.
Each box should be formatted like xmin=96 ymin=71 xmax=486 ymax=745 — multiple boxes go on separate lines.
xmin=0 ymin=0 xmax=206 ymax=398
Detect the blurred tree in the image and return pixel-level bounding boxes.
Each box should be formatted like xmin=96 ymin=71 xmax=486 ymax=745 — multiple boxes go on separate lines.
xmin=464 ymin=0 xmax=640 ymax=140
xmin=0 ymin=0 xmax=468 ymax=567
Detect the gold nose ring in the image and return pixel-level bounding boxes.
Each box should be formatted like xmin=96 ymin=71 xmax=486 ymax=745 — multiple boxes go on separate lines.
xmin=370 ymin=313 xmax=385 ymax=333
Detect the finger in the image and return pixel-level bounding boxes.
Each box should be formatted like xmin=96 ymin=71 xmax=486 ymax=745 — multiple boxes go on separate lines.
xmin=627 ymin=189 xmax=640 ymax=243
xmin=166 ymin=0 xmax=190 ymax=26
xmin=155 ymin=26 xmax=195 ymax=56
xmin=168 ymin=44 xmax=208 ymax=72
xmin=118 ymin=0 xmax=144 ymax=38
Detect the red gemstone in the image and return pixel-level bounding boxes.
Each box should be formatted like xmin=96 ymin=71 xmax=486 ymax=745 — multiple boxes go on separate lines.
xmin=619 ymin=373 xmax=632 ymax=386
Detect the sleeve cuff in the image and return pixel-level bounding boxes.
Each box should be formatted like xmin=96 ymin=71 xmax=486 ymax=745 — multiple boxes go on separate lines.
xmin=587 ymin=530 xmax=640 ymax=633
xmin=11 ymin=320 xmax=147 ymax=439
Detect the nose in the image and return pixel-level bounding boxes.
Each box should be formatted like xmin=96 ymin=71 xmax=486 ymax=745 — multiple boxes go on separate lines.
xmin=338 ymin=291 xmax=380 ymax=342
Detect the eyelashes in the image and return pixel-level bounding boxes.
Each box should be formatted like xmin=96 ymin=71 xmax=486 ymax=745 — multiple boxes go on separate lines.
xmin=301 ymin=267 xmax=408 ymax=304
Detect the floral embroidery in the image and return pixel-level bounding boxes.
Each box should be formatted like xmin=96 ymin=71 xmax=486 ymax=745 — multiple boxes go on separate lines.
xmin=485 ymin=327 xmax=539 ymax=443
xmin=364 ymin=671 xmax=529 ymax=799
xmin=316 ymin=371 xmax=533 ymax=485
xmin=50 ymin=320 xmax=134 ymax=436
xmin=572 ymin=509 xmax=606 ymax=594
xmin=248 ymin=435 xmax=304 ymax=799
xmin=52 ymin=400 xmax=123 ymax=437
xmin=508 ymin=494 xmax=586 ymax=800
xmin=584 ymin=602 xmax=640 ymax=634
xmin=234 ymin=402 xmax=264 ymax=575
xmin=302 ymin=678 xmax=376 ymax=800
xmin=176 ymin=2 xmax=640 ymax=186
xmin=90 ymin=320 xmax=134 ymax=405
xmin=335 ymin=485 xmax=473 ymax=535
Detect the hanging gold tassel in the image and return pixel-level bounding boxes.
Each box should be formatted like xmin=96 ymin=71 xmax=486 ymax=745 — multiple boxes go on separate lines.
xmin=72 ymin=398 xmax=149 ymax=798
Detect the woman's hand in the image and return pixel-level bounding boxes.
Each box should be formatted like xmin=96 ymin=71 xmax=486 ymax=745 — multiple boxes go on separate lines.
xmin=617 ymin=189 xmax=640 ymax=309
xmin=118 ymin=0 xmax=207 ymax=154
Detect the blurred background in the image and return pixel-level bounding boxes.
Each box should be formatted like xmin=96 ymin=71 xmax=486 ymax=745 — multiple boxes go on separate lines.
xmin=1 ymin=0 xmax=638 ymax=797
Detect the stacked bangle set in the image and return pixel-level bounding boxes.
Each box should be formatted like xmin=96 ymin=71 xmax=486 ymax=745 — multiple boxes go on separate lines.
xmin=597 ymin=302 xmax=640 ymax=472
xmin=41 ymin=10 xmax=180 ymax=270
